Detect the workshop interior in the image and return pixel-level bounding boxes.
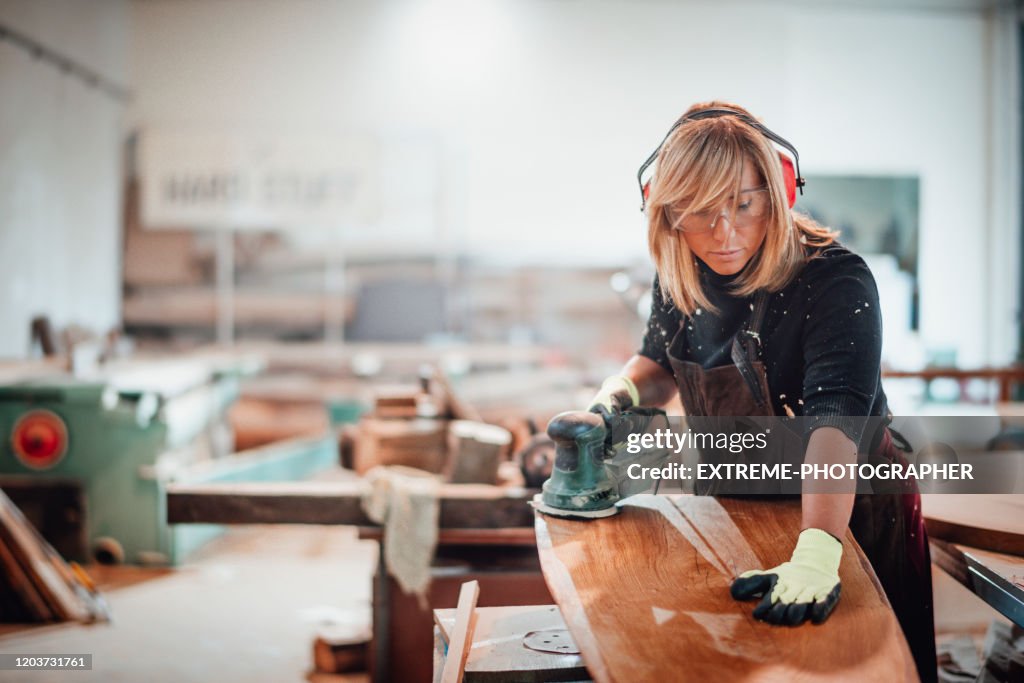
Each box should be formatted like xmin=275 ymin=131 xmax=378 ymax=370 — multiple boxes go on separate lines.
xmin=1 ymin=0 xmax=1024 ymax=681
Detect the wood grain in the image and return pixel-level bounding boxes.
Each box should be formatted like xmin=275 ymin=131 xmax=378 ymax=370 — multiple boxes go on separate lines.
xmin=535 ymin=495 xmax=918 ymax=683
xmin=922 ymin=494 xmax=1024 ymax=555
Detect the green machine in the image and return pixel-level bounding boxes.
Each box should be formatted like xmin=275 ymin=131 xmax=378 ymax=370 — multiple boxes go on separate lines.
xmin=0 ymin=355 xmax=337 ymax=565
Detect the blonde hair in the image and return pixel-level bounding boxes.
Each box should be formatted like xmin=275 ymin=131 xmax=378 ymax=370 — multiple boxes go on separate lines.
xmin=646 ymin=101 xmax=836 ymax=316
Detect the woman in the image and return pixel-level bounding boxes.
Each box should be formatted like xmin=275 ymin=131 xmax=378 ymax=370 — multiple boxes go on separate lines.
xmin=590 ymin=101 xmax=936 ymax=682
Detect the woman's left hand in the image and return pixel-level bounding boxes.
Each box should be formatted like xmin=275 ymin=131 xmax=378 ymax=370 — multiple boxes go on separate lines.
xmin=730 ymin=528 xmax=843 ymax=625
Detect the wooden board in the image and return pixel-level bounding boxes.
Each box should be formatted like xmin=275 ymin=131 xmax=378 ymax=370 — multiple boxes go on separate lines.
xmin=0 ymin=489 xmax=92 ymax=622
xmin=930 ymin=539 xmax=1024 ymax=627
xmin=434 ymin=605 xmax=590 ymax=682
xmin=0 ymin=534 xmax=54 ymax=620
xmin=167 ymin=480 xmax=535 ymax=528
xmin=934 ymin=542 xmax=1024 ymax=597
xmin=922 ymin=494 xmax=1024 ymax=555
xmin=535 ymin=495 xmax=917 ymax=683
xmin=964 ymin=547 xmax=1024 ymax=592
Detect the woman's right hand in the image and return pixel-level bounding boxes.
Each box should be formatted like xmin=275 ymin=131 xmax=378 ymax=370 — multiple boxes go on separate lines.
xmin=588 ymin=375 xmax=640 ymax=418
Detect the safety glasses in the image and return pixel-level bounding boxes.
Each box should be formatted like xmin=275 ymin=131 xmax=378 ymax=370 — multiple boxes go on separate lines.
xmin=668 ymin=187 xmax=771 ymax=234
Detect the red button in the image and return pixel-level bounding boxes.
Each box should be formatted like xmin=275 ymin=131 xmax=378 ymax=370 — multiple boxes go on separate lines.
xmin=12 ymin=411 xmax=67 ymax=469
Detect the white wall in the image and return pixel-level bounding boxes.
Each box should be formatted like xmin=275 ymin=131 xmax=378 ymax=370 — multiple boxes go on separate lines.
xmin=0 ymin=0 xmax=129 ymax=357
xmin=128 ymin=0 xmax=1017 ymax=366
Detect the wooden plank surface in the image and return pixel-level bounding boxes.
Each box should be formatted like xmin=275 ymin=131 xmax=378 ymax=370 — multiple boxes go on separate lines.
xmin=922 ymin=494 xmax=1024 ymax=555
xmin=167 ymin=480 xmax=372 ymax=525
xmin=930 ymin=539 xmax=1024 ymax=627
xmin=434 ymin=605 xmax=590 ymax=682
xmin=167 ymin=480 xmax=536 ymax=528
xmin=963 ymin=546 xmax=1024 ymax=591
xmin=535 ymin=495 xmax=917 ymax=683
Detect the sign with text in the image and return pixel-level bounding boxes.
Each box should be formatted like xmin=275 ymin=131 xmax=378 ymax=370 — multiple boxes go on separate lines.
xmin=138 ymin=131 xmax=378 ymax=230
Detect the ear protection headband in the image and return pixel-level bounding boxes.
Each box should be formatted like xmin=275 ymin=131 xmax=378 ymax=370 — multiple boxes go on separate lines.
xmin=637 ymin=107 xmax=805 ymax=212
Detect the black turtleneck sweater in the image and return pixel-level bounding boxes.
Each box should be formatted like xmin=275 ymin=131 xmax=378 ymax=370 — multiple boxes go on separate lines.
xmin=638 ymin=243 xmax=888 ymax=446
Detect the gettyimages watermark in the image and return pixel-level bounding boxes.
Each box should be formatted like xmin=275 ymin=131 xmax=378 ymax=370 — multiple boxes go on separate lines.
xmin=603 ymin=415 xmax=1024 ymax=496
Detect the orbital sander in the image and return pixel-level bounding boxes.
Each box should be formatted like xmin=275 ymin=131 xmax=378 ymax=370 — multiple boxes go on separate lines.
xmin=532 ymin=407 xmax=667 ymax=519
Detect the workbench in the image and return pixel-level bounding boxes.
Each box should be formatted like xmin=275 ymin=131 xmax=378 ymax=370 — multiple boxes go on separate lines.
xmin=171 ymin=483 xmax=1024 ymax=682
xmin=930 ymin=540 xmax=1024 ymax=628
xmin=923 ymin=494 xmax=1024 ymax=629
xmin=166 ymin=475 xmax=544 ymax=682
xmin=432 ymin=605 xmax=591 ymax=682
xmin=883 ymin=366 xmax=1024 ymax=402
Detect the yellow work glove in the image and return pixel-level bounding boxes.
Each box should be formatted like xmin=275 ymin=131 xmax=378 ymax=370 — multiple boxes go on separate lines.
xmin=587 ymin=375 xmax=640 ymax=418
xmin=730 ymin=528 xmax=842 ymax=625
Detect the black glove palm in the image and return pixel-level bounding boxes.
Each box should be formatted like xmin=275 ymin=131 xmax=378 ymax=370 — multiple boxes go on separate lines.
xmin=730 ymin=528 xmax=843 ymax=626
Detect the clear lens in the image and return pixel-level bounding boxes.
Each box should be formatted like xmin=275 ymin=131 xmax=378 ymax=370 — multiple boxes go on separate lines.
xmin=673 ymin=188 xmax=770 ymax=234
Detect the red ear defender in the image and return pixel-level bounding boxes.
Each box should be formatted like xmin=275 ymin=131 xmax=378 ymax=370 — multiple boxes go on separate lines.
xmin=637 ymin=108 xmax=805 ymax=212
xmin=779 ymin=152 xmax=797 ymax=209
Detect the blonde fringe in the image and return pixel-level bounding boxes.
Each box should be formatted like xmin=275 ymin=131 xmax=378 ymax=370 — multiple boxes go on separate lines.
xmin=646 ymin=103 xmax=836 ymax=316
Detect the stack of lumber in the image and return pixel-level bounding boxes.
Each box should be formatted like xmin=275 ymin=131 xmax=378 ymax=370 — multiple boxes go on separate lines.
xmin=0 ymin=488 xmax=108 ymax=623
xmin=353 ymin=417 xmax=448 ymax=474
xmin=353 ymin=367 xmax=483 ymax=475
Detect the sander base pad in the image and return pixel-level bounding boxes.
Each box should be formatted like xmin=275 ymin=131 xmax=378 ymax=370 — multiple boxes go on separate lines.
xmin=530 ymin=494 xmax=620 ymax=520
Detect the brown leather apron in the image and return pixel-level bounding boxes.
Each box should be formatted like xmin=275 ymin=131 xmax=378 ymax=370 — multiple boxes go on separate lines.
xmin=666 ymin=290 xmax=937 ymax=683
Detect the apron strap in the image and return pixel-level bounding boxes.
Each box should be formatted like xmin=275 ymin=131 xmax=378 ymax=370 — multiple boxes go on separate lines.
xmin=730 ymin=290 xmax=770 ymax=409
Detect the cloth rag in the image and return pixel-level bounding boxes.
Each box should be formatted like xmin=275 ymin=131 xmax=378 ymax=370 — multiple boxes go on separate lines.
xmin=361 ymin=465 xmax=440 ymax=606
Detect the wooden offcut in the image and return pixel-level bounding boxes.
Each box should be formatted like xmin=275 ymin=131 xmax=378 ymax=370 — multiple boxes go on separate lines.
xmin=440 ymin=580 xmax=480 ymax=683
xmin=445 ymin=421 xmax=512 ymax=485
xmin=535 ymin=495 xmax=918 ymax=683
xmin=312 ymin=627 xmax=369 ymax=674
xmin=373 ymin=391 xmax=421 ymax=419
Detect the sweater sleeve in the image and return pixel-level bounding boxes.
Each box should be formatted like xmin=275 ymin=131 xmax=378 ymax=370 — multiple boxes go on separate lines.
xmin=799 ymin=256 xmax=883 ymax=444
xmin=637 ymin=274 xmax=678 ymax=376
